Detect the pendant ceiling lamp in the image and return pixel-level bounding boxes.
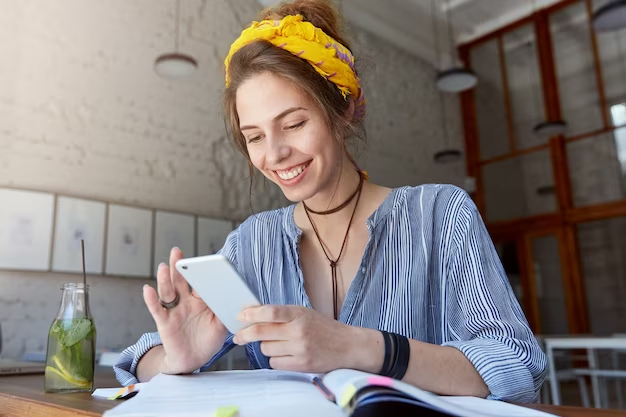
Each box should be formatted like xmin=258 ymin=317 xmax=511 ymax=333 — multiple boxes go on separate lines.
xmin=433 ymin=148 xmax=463 ymax=164
xmin=431 ymin=0 xmax=463 ymax=164
xmin=592 ymin=0 xmax=626 ymax=32
xmin=536 ymin=185 xmax=556 ymax=196
xmin=154 ymin=0 xmax=198 ymax=79
xmin=434 ymin=0 xmax=477 ymax=93
xmin=525 ymin=0 xmax=567 ymax=139
xmin=533 ymin=120 xmax=567 ymax=137
xmin=436 ymin=68 xmax=479 ymax=93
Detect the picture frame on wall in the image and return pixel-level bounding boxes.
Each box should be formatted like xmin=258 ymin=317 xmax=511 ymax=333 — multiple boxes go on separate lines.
xmin=197 ymin=217 xmax=233 ymax=255
xmin=105 ymin=204 xmax=153 ymax=278
xmin=52 ymin=196 xmax=106 ymax=274
xmin=0 ymin=188 xmax=55 ymax=271
xmin=153 ymin=211 xmax=195 ymax=272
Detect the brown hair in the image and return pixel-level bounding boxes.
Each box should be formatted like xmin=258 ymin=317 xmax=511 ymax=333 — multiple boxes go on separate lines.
xmin=223 ymin=0 xmax=364 ymax=182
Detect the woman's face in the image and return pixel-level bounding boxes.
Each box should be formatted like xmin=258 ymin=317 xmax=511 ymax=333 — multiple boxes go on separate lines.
xmin=236 ymin=72 xmax=344 ymax=203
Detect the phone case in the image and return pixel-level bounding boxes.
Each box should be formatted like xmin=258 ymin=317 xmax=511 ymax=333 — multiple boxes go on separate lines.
xmin=175 ymin=255 xmax=261 ymax=333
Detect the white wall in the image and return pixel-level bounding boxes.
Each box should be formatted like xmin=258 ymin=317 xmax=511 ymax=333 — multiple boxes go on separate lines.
xmin=0 ymin=0 xmax=465 ymax=360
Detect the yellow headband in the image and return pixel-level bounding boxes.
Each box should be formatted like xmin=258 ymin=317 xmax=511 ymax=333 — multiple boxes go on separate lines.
xmin=224 ymin=14 xmax=366 ymax=121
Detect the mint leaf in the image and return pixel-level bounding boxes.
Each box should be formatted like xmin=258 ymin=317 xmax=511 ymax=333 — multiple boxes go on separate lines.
xmin=84 ymin=324 xmax=96 ymax=341
xmin=63 ymin=319 xmax=92 ymax=347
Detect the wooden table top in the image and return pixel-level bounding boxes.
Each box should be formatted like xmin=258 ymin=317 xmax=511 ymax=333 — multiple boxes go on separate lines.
xmin=2 ymin=368 xmax=626 ymax=417
xmin=0 ymin=367 xmax=119 ymax=417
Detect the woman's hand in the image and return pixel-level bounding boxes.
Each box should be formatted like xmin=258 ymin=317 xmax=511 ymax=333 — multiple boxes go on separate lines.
xmin=233 ymin=305 xmax=382 ymax=373
xmin=143 ymin=247 xmax=228 ymax=375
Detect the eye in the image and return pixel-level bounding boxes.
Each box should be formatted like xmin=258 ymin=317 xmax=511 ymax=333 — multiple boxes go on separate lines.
xmin=247 ymin=134 xmax=264 ymax=144
xmin=285 ymin=120 xmax=306 ymax=131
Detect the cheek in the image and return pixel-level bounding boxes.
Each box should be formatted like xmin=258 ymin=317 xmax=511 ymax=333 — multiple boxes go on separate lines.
xmin=310 ymin=128 xmax=339 ymax=157
xmin=246 ymin=146 xmax=266 ymax=171
xmin=315 ymin=137 xmax=341 ymax=164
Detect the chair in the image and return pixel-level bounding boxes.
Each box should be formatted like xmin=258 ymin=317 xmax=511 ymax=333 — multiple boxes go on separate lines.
xmin=611 ymin=334 xmax=626 ymax=409
xmin=541 ymin=362 xmax=590 ymax=407
xmin=535 ymin=336 xmax=590 ymax=407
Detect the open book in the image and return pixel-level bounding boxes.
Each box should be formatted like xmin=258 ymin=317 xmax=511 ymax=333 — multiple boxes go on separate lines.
xmin=102 ymin=369 xmax=556 ymax=417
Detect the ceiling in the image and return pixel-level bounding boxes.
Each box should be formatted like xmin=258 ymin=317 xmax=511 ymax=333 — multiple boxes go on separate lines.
xmin=258 ymin=0 xmax=566 ymax=66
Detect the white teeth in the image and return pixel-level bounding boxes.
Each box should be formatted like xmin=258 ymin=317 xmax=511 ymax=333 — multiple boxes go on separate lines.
xmin=277 ymin=163 xmax=308 ymax=180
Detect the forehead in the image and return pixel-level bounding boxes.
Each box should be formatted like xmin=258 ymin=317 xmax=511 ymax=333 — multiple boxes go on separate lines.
xmin=236 ymin=73 xmax=311 ymax=124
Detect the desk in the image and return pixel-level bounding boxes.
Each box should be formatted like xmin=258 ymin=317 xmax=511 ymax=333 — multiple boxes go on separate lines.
xmin=544 ymin=337 xmax=626 ymax=408
xmin=0 ymin=367 xmax=118 ymax=417
xmin=1 ymin=369 xmax=626 ymax=417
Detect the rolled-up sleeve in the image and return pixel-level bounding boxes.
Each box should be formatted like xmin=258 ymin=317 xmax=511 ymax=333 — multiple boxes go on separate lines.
xmin=441 ymin=194 xmax=546 ymax=402
xmin=113 ymin=228 xmax=242 ymax=386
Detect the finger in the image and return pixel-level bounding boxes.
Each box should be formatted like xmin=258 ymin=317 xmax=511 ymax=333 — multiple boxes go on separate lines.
xmin=269 ymin=356 xmax=302 ymax=372
xmin=239 ymin=305 xmax=298 ymax=324
xmin=156 ymin=262 xmax=176 ymax=304
xmin=169 ymin=247 xmax=190 ymax=299
xmin=259 ymin=341 xmax=292 ymax=357
xmin=143 ymin=284 xmax=167 ymax=325
xmin=234 ymin=322 xmax=287 ymax=345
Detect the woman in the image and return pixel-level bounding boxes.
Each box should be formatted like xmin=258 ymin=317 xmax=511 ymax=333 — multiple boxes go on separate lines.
xmin=115 ymin=0 xmax=546 ymax=402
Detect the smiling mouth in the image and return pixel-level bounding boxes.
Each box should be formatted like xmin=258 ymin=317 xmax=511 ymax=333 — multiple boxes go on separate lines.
xmin=274 ymin=161 xmax=311 ymax=181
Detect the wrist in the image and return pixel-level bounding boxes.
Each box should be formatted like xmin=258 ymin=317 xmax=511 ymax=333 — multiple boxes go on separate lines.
xmin=137 ymin=345 xmax=166 ymax=382
xmin=345 ymin=326 xmax=384 ymax=374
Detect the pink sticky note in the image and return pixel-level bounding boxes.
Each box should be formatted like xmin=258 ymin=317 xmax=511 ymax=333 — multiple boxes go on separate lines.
xmin=367 ymin=376 xmax=394 ymax=387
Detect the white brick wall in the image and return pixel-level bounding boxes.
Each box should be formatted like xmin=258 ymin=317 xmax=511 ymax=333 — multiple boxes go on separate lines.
xmin=0 ymin=0 xmax=465 ymax=359
xmin=578 ymin=217 xmax=626 ymax=336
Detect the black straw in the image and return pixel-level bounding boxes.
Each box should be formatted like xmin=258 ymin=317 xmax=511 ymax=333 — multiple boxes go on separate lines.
xmin=81 ymin=239 xmax=87 ymax=287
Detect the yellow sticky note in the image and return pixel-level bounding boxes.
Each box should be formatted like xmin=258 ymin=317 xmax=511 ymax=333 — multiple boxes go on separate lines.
xmin=213 ymin=405 xmax=239 ymax=417
xmin=339 ymin=384 xmax=357 ymax=408
xmin=107 ymin=384 xmax=135 ymax=400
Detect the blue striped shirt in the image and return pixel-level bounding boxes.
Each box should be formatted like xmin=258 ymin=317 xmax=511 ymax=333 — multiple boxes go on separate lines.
xmin=114 ymin=184 xmax=546 ymax=402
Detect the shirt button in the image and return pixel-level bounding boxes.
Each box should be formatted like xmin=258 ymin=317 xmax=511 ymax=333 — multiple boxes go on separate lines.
xmin=361 ymin=267 xmax=366 ymax=274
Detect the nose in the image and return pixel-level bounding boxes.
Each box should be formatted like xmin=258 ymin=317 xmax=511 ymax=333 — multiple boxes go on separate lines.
xmin=266 ymin=135 xmax=291 ymax=166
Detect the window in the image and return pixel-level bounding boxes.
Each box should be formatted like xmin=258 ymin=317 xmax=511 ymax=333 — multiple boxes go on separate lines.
xmin=611 ymin=103 xmax=626 ymax=177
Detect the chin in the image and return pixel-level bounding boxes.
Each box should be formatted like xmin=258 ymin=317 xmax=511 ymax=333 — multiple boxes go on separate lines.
xmin=280 ymin=186 xmax=316 ymax=203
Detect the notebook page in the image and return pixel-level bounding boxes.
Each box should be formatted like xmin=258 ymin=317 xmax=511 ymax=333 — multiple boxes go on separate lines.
xmin=323 ymin=370 xmax=556 ymax=417
xmin=323 ymin=369 xmax=457 ymax=411
xmin=103 ymin=370 xmax=342 ymax=417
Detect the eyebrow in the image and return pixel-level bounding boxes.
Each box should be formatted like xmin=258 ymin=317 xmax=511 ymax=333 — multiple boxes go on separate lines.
xmin=240 ymin=107 xmax=307 ymax=131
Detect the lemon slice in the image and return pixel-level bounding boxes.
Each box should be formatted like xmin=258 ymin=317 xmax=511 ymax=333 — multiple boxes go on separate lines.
xmin=52 ymin=355 xmax=88 ymax=383
xmin=45 ymin=366 xmax=90 ymax=388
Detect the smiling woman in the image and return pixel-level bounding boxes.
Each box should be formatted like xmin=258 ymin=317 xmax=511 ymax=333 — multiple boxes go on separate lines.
xmin=223 ymin=8 xmax=365 ymax=207
xmin=114 ymin=0 xmax=547 ymax=403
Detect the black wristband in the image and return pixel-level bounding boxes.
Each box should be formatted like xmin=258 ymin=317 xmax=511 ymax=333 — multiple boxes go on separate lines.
xmin=390 ymin=333 xmax=410 ymax=380
xmin=379 ymin=331 xmax=393 ymax=377
xmin=378 ymin=331 xmax=410 ymax=380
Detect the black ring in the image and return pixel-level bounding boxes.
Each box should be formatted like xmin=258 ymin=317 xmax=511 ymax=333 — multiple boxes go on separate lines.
xmin=159 ymin=292 xmax=180 ymax=309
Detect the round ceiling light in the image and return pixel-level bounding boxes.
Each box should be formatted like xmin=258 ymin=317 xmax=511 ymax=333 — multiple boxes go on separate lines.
xmin=436 ymin=68 xmax=478 ymax=93
xmin=592 ymin=0 xmax=626 ymax=32
xmin=533 ymin=120 xmax=567 ymax=138
xmin=433 ymin=149 xmax=463 ymax=164
xmin=536 ymin=185 xmax=556 ymax=196
xmin=154 ymin=53 xmax=198 ymax=79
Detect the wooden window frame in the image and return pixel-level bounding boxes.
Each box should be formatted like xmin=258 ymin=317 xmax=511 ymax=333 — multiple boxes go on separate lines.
xmin=459 ymin=0 xmax=626 ymax=335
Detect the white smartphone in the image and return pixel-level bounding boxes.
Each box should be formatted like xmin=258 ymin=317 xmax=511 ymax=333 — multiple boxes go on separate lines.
xmin=175 ymin=254 xmax=261 ymax=334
